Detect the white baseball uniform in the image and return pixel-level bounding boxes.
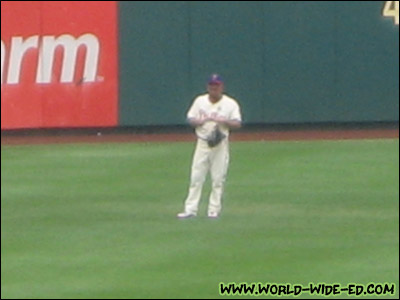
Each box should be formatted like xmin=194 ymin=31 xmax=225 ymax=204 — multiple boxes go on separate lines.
xmin=182 ymin=93 xmax=242 ymax=216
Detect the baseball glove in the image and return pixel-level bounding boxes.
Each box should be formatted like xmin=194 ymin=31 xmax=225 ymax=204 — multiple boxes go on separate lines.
xmin=207 ymin=126 xmax=226 ymax=147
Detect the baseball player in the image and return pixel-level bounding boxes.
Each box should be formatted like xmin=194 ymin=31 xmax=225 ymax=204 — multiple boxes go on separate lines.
xmin=177 ymin=74 xmax=242 ymax=218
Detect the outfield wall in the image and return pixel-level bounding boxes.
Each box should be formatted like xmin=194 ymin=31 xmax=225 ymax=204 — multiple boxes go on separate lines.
xmin=1 ymin=1 xmax=399 ymax=130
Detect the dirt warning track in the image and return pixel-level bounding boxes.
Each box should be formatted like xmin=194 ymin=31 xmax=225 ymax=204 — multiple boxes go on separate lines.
xmin=1 ymin=128 xmax=398 ymax=146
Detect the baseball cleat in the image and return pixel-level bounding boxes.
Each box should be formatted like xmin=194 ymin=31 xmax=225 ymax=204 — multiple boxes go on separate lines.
xmin=177 ymin=212 xmax=196 ymax=219
xmin=207 ymin=211 xmax=219 ymax=218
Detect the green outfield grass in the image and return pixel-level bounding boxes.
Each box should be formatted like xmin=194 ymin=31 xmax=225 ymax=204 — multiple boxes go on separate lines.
xmin=1 ymin=139 xmax=399 ymax=299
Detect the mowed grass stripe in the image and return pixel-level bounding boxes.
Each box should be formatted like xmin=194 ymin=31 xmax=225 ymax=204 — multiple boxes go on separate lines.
xmin=1 ymin=139 xmax=398 ymax=299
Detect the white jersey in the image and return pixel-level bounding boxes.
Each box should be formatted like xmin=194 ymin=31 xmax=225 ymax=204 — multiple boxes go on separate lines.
xmin=187 ymin=94 xmax=242 ymax=140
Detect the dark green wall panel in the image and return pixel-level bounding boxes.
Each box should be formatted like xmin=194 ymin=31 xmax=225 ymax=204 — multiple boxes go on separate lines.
xmin=262 ymin=2 xmax=337 ymax=123
xmin=119 ymin=1 xmax=399 ymax=126
xmin=119 ymin=2 xmax=191 ymax=126
xmin=335 ymin=2 xmax=399 ymax=122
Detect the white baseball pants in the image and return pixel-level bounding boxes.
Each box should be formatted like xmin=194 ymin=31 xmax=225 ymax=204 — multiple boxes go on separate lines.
xmin=183 ymin=138 xmax=230 ymax=215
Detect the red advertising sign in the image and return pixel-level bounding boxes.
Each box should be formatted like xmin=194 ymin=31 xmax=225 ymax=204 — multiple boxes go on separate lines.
xmin=1 ymin=1 xmax=118 ymax=129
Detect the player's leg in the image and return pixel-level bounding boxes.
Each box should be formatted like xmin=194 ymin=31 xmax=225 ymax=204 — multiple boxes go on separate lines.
xmin=180 ymin=140 xmax=210 ymax=216
xmin=208 ymin=140 xmax=230 ymax=217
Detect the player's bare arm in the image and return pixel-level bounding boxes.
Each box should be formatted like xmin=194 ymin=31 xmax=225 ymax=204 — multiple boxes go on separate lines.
xmin=187 ymin=117 xmax=207 ymax=127
xmin=188 ymin=116 xmax=241 ymax=129
xmin=210 ymin=116 xmax=242 ymax=129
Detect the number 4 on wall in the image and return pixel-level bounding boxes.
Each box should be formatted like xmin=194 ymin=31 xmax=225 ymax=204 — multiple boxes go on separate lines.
xmin=383 ymin=1 xmax=399 ymax=25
